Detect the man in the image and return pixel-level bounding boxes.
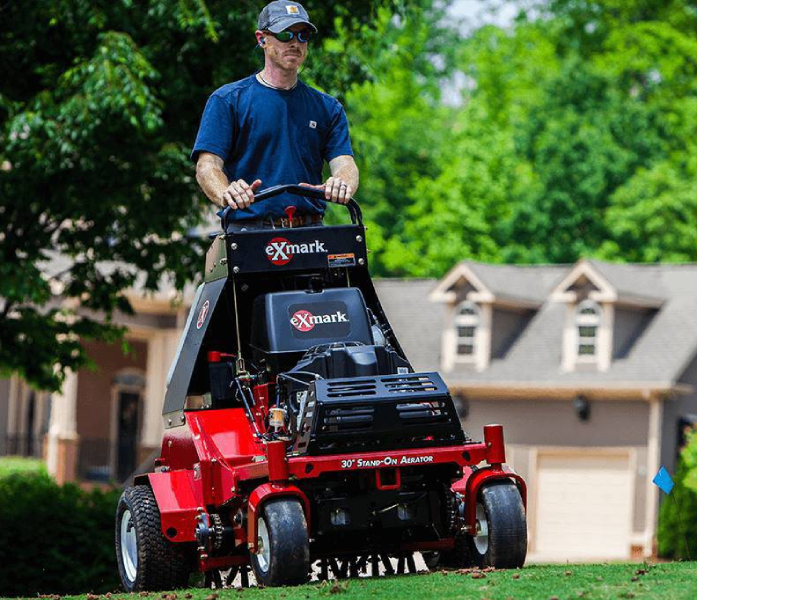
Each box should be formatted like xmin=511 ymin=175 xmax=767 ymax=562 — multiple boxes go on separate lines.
xmin=192 ymin=1 xmax=359 ymax=227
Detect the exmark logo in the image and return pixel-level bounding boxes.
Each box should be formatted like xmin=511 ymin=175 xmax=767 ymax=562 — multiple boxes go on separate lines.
xmin=265 ymin=237 xmax=327 ymax=266
xmin=291 ymin=309 xmax=349 ymax=332
xmin=196 ymin=300 xmax=210 ymax=330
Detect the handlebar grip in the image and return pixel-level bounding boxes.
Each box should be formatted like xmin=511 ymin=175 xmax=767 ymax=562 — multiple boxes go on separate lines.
xmin=220 ymin=184 xmax=362 ymax=229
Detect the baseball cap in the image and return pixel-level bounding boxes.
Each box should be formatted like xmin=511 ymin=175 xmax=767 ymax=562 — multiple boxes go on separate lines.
xmin=257 ymin=1 xmax=318 ymax=34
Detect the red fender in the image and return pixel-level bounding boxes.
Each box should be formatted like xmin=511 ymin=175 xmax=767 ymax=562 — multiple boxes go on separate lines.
xmin=246 ymin=483 xmax=311 ymax=553
xmin=143 ymin=470 xmax=204 ymax=542
xmin=459 ymin=465 xmax=527 ymax=536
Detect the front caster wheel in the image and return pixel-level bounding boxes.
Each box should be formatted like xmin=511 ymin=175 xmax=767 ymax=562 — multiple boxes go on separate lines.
xmin=115 ymin=485 xmax=191 ymax=591
xmin=250 ymin=498 xmax=309 ymax=586
xmin=467 ymin=481 xmax=527 ymax=568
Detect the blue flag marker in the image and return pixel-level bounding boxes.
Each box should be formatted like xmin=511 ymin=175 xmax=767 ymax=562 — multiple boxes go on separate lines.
xmin=653 ymin=467 xmax=674 ymax=494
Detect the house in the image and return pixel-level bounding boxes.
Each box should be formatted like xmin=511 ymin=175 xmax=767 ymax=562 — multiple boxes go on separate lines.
xmin=0 ymin=258 xmax=696 ymax=562
xmin=380 ymin=259 xmax=697 ymax=561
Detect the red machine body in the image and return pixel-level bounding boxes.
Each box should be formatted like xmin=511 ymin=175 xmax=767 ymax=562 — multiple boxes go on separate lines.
xmin=138 ymin=413 xmax=524 ymax=571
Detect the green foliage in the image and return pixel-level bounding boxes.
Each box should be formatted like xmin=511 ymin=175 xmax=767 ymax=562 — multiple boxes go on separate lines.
xmin=598 ymin=159 xmax=697 ymax=262
xmin=657 ymin=428 xmax=697 ymax=559
xmin=348 ymin=0 xmax=696 ymax=275
xmin=0 ymin=456 xmax=48 ymax=478
xmin=0 ymin=469 xmax=120 ymax=596
xmin=681 ymin=428 xmax=698 ymax=493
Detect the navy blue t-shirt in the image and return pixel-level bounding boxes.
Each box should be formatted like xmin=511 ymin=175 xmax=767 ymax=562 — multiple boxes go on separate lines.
xmin=191 ymin=75 xmax=353 ymax=221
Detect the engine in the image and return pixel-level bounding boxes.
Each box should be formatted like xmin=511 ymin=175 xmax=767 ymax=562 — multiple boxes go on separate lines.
xmin=244 ymin=287 xmax=465 ymax=455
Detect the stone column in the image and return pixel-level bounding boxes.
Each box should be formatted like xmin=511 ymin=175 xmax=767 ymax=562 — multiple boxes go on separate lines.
xmin=46 ymin=370 xmax=80 ymax=484
xmin=139 ymin=329 xmax=181 ymax=464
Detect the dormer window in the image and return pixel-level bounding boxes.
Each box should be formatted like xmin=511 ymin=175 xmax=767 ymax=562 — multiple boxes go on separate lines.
xmin=454 ymin=301 xmax=480 ymax=359
xmin=576 ymin=300 xmax=601 ymax=360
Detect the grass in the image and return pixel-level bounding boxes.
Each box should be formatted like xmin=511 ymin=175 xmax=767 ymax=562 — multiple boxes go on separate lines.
xmin=0 ymin=456 xmax=47 ymax=478
xmin=47 ymin=562 xmax=696 ymax=600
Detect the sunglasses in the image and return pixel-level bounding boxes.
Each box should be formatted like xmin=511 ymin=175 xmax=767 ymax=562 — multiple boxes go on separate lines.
xmin=269 ymin=29 xmax=313 ymax=43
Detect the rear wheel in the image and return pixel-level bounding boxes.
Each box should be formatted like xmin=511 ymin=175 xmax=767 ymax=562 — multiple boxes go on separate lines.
xmin=250 ymin=498 xmax=310 ymax=586
xmin=115 ymin=485 xmax=191 ymax=591
xmin=467 ymin=481 xmax=527 ymax=568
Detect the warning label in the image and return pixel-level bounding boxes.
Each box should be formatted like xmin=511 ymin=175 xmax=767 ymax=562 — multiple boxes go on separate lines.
xmin=327 ymin=253 xmax=357 ymax=268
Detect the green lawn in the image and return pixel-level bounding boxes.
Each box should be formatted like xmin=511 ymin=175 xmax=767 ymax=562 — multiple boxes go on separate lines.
xmin=52 ymin=562 xmax=696 ymax=600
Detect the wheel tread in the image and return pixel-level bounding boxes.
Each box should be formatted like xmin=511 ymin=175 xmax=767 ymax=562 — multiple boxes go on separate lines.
xmin=471 ymin=481 xmax=527 ymax=569
xmin=116 ymin=485 xmax=191 ymax=591
xmin=250 ymin=498 xmax=309 ymax=586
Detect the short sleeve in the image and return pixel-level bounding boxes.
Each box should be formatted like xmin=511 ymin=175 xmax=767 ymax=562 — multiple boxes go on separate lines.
xmin=191 ymin=94 xmax=235 ymax=163
xmin=324 ymin=100 xmax=354 ymax=162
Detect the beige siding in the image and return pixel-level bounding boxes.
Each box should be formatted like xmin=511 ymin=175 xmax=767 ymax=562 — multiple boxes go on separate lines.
xmin=462 ymin=398 xmax=649 ymax=447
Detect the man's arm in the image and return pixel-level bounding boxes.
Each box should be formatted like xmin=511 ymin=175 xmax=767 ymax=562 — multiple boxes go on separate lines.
xmin=328 ymin=155 xmax=359 ymax=203
xmin=195 ymin=152 xmax=261 ymax=210
xmin=301 ymin=155 xmax=359 ymax=204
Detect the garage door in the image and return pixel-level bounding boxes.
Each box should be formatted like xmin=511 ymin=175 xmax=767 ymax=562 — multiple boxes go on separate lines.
xmin=533 ymin=452 xmax=633 ymax=561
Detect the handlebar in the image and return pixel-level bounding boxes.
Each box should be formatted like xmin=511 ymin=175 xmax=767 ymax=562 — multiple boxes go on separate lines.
xmin=220 ymin=184 xmax=363 ymax=230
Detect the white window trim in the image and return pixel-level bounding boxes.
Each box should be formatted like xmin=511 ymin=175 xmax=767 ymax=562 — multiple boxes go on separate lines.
xmin=576 ymin=300 xmax=601 ymax=363
xmin=562 ymin=300 xmax=614 ymax=372
xmin=442 ymin=300 xmax=492 ymax=372
xmin=453 ymin=301 xmax=480 ymax=363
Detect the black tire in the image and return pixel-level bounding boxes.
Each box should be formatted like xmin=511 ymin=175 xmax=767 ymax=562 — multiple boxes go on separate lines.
xmin=115 ymin=485 xmax=191 ymax=592
xmin=424 ymin=534 xmax=475 ymax=570
xmin=422 ymin=551 xmax=442 ymax=571
xmin=250 ymin=498 xmax=310 ymax=586
xmin=467 ymin=481 xmax=527 ymax=568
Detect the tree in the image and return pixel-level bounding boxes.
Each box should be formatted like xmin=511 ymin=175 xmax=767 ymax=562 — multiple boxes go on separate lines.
xmin=336 ymin=1 xmax=455 ymax=275
xmin=0 ymin=0 xmax=424 ymax=391
xmin=378 ymin=3 xmax=697 ymax=276
xmin=370 ymin=0 xmax=696 ymax=275
xmin=598 ymin=159 xmax=697 ymax=262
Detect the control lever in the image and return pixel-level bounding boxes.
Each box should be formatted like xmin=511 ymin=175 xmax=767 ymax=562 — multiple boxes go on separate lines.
xmin=285 ymin=205 xmax=297 ymax=228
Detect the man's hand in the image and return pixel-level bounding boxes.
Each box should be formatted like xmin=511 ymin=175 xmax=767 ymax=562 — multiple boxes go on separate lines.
xmin=222 ymin=179 xmax=262 ymax=210
xmin=299 ymin=176 xmax=352 ymax=204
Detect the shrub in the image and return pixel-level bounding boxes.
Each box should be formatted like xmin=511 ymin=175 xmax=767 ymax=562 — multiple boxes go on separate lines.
xmin=657 ymin=428 xmax=697 ymax=559
xmin=0 ymin=469 xmax=120 ymax=597
xmin=0 ymin=457 xmax=48 ymax=478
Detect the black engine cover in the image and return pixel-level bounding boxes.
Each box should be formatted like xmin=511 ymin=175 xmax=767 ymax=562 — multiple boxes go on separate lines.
xmin=251 ymin=288 xmax=373 ymax=355
xmin=292 ymin=344 xmax=411 ymax=379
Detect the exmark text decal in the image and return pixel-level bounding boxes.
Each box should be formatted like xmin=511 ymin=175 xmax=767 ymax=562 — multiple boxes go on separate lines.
xmin=288 ymin=301 xmax=352 ymax=339
xmin=290 ymin=309 xmax=349 ymax=332
xmin=340 ymin=455 xmax=435 ymax=469
xmin=265 ymin=237 xmax=327 ymax=266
